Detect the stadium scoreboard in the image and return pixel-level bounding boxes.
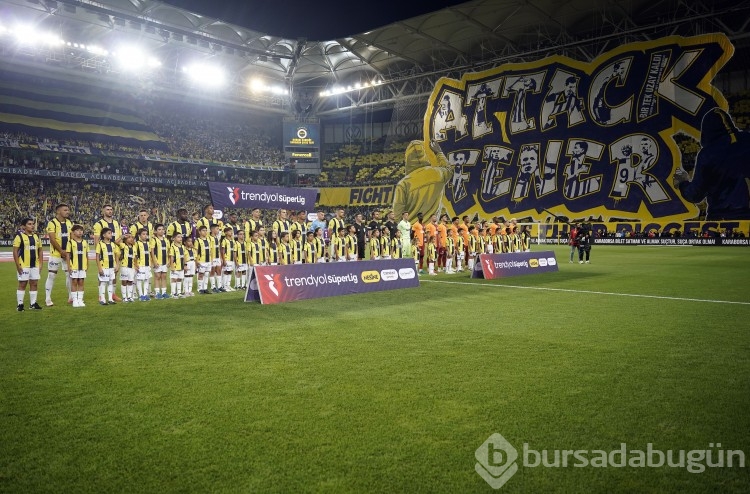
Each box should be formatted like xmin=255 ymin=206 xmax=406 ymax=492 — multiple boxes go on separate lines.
xmin=283 ymin=120 xmax=320 ymax=174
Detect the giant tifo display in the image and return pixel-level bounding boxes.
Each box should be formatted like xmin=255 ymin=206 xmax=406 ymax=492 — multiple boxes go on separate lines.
xmin=392 ymin=34 xmax=748 ymax=224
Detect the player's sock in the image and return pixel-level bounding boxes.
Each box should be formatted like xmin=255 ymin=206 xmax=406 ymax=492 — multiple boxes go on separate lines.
xmin=210 ymin=276 xmax=216 ymax=289
xmin=144 ymin=279 xmax=150 ymax=296
xmin=98 ymin=284 xmax=106 ymax=301
xmin=107 ymin=283 xmax=115 ymax=302
xmin=182 ymin=278 xmax=189 ymax=294
xmin=136 ymin=280 xmax=143 ymax=297
xmin=223 ymin=273 xmax=230 ymax=288
xmin=30 ymin=291 xmax=37 ymax=305
xmin=45 ymin=272 xmax=56 ymax=301
xmin=17 ymin=290 xmax=25 ymax=305
xmin=429 ymin=262 xmax=435 ymax=274
xmin=78 ymin=291 xmax=85 ymax=304
xmin=188 ymin=277 xmax=194 ymax=293
xmin=121 ymin=284 xmax=128 ymax=300
xmin=65 ymin=275 xmax=71 ymax=299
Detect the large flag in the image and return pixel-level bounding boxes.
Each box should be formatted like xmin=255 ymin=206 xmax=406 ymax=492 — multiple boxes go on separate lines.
xmin=409 ymin=33 xmax=734 ymax=223
xmin=0 ymin=74 xmax=167 ymax=151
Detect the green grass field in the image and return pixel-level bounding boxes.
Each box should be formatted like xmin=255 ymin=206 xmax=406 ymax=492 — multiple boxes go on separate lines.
xmin=2 ymin=245 xmax=749 ymax=493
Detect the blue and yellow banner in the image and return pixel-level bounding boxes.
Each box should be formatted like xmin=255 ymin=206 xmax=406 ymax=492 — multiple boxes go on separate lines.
xmin=422 ymin=34 xmax=734 ymax=222
xmin=0 ymin=79 xmax=166 ymax=150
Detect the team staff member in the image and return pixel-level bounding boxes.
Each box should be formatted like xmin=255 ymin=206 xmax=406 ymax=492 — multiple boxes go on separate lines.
xmin=66 ymin=224 xmax=88 ymax=308
xmin=14 ymin=218 xmax=43 ymax=311
xmin=45 ymin=203 xmax=73 ymax=307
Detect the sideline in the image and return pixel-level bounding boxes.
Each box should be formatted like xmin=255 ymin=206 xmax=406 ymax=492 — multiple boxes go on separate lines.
xmin=421 ymin=279 xmax=750 ymax=306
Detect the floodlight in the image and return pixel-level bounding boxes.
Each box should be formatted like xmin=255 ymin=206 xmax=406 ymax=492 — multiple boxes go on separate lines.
xmin=184 ymin=63 xmax=226 ymax=88
xmin=115 ymin=45 xmax=147 ymax=70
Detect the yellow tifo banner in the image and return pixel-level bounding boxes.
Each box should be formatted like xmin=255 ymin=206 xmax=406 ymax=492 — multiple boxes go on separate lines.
xmin=317 ymin=186 xmax=395 ymax=207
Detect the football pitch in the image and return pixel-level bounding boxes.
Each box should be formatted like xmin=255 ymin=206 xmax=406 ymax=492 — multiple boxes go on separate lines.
xmin=1 ymin=245 xmax=749 ymax=493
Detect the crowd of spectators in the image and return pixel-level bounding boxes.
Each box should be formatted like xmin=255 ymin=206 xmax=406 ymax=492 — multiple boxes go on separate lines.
xmin=138 ymin=106 xmax=286 ymax=167
xmin=0 ymin=149 xmax=286 ymax=185
xmin=315 ymin=139 xmax=408 ymax=186
xmin=0 ymin=177 xmax=385 ymax=240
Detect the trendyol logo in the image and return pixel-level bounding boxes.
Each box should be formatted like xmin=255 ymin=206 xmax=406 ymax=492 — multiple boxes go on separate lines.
xmin=263 ymin=273 xmax=283 ymax=298
xmin=227 ymin=186 xmax=240 ymax=206
xmin=484 ymin=258 xmax=495 ymax=275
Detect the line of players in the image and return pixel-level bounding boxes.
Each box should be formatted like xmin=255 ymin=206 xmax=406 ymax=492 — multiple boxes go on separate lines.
xmin=18 ymin=203 xmax=532 ymax=310
xmin=414 ymin=215 xmax=531 ymax=276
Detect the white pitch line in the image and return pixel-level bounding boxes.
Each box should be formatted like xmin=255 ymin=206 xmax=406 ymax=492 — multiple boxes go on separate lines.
xmin=421 ymin=279 xmax=750 ymax=306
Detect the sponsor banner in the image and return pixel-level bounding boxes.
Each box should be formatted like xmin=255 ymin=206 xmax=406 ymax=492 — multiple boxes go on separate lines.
xmin=318 ymin=186 xmax=395 ymax=207
xmin=537 ymin=221 xmax=750 ymax=239
xmin=420 ymin=33 xmax=733 ymax=223
xmin=0 ymin=139 xmax=20 ymax=148
xmin=472 ymin=251 xmax=559 ymax=279
xmin=244 ymin=258 xmax=419 ymax=304
xmin=0 ymin=166 xmax=205 ymax=186
xmin=590 ymin=237 xmax=749 ymax=246
xmin=209 ymin=181 xmax=317 ymax=211
xmin=36 ymin=143 xmax=91 ymax=154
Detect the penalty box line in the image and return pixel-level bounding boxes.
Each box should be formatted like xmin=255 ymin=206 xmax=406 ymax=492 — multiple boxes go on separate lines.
xmin=421 ymin=280 xmax=750 ymax=306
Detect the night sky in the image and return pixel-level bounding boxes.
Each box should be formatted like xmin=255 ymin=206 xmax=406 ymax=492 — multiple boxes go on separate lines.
xmin=164 ymin=0 xmax=469 ymax=40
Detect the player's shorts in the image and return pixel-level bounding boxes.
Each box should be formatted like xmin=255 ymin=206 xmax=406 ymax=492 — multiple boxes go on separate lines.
xmin=185 ymin=261 xmax=196 ymax=276
xmin=347 ymin=254 xmax=357 ymax=261
xmin=211 ymin=258 xmax=222 ymax=268
xmin=47 ymin=255 xmax=68 ymax=272
xmin=382 ymin=255 xmax=392 ymax=260
xmin=120 ymin=267 xmax=135 ymax=282
xmin=316 ymin=257 xmax=326 ymax=263
xmin=98 ymin=267 xmax=115 ymax=283
xmin=17 ymin=266 xmax=41 ymax=282
xmin=198 ymin=262 xmax=211 ymax=274
xmin=154 ymin=264 xmax=168 ymax=274
xmin=237 ymin=263 xmax=248 ymax=273
xmin=337 ymin=256 xmax=347 ymax=262
xmin=171 ymin=270 xmax=185 ymax=280
xmin=294 ymin=261 xmax=302 ymax=264
xmin=136 ymin=266 xmax=151 ymax=281
xmin=70 ymin=269 xmax=87 ymax=279
xmin=223 ymin=261 xmax=235 ymax=272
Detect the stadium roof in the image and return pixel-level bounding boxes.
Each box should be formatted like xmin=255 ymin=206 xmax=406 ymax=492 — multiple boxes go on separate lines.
xmin=1 ymin=0 xmax=748 ymax=115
